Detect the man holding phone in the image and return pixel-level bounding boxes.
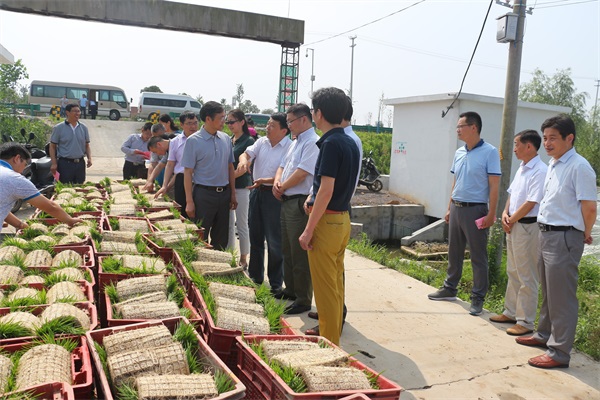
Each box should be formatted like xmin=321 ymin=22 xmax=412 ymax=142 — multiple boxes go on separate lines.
xmin=428 ymin=111 xmax=501 ymax=316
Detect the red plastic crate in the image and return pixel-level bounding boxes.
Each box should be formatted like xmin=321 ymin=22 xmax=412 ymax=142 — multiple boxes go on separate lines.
xmin=235 ymin=335 xmax=402 ymax=400
xmin=0 ymin=301 xmax=98 ymax=345
xmin=97 ymin=254 xmax=173 ymax=292
xmin=340 ymin=394 xmax=373 ymax=400
xmin=0 ymin=335 xmax=93 ymax=398
xmin=1 ymin=380 xmax=76 ymax=399
xmin=104 ymin=291 xmax=203 ymax=328
xmin=186 ymin=282 xmax=296 ymax=371
xmin=86 ymin=317 xmax=245 ymax=400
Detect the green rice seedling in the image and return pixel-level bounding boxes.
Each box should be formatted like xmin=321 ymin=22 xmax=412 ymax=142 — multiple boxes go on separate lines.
xmin=21 ymin=240 xmax=53 ymax=253
xmin=176 ymin=241 xmax=198 ymax=264
xmin=1 ymin=392 xmax=38 ymax=400
xmin=89 ymin=226 xmax=102 ymax=243
xmin=364 ymin=369 xmax=382 ymax=390
xmin=52 ymin=294 xmax=81 ymax=305
xmin=2 ymin=296 xmax=41 ymax=309
xmin=170 ymin=207 xmax=181 ymax=219
xmin=214 ymin=369 xmax=235 ymax=394
xmin=135 ymin=211 xmax=145 ymax=218
xmin=116 ymin=383 xmax=138 ymax=400
xmin=55 ymin=259 xmax=82 ymax=269
xmin=0 ymin=322 xmax=34 ymax=339
xmin=135 ymin=233 xmax=148 ymax=253
xmin=43 ymin=273 xmax=75 ymax=287
xmin=36 ymin=316 xmax=86 ymax=337
xmin=173 ymin=321 xmax=199 ymax=351
xmin=179 ymin=307 xmax=192 ymax=319
xmin=93 ymin=341 xmax=112 ymax=384
xmin=134 ymin=193 xmax=151 ymax=208
xmin=0 ymin=237 xmax=27 ymax=250
xmin=18 ymin=227 xmax=51 ymax=240
xmin=104 ymin=284 xmax=120 ymax=305
xmin=261 ymin=296 xmax=285 ymax=334
xmin=184 ymin=346 xmax=201 ymax=374
xmin=4 ymin=355 xmax=20 ymax=393
xmin=100 ymin=257 xmax=123 ymax=273
xmin=108 ymin=217 xmax=119 ymax=231
xmin=35 ymin=333 xmax=79 ymax=353
xmin=0 ymin=254 xmax=25 ymax=269
xmin=248 ymin=341 xmax=307 ymax=393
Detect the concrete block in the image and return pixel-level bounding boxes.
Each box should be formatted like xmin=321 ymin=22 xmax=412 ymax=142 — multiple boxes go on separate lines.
xmin=350 ymin=222 xmax=363 ymax=240
xmin=401 ymin=219 xmax=446 ymax=246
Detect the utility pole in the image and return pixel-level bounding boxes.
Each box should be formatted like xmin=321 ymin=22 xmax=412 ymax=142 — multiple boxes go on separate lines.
xmin=349 ymin=36 xmax=357 ymax=102
xmin=593 ymin=79 xmax=600 ymax=126
xmin=492 ymin=0 xmax=527 ymax=273
xmin=306 ymin=48 xmax=315 ymax=96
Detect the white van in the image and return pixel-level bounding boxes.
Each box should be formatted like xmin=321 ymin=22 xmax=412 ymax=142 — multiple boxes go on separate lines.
xmin=138 ymin=92 xmax=201 ymax=119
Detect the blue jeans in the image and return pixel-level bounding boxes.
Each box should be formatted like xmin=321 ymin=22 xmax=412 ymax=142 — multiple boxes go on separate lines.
xmin=248 ymin=188 xmax=283 ymax=290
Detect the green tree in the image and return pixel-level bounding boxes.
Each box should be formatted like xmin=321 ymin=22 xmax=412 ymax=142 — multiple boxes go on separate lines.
xmin=0 ymin=59 xmax=29 ymax=103
xmin=519 ymin=68 xmax=600 ymax=179
xmin=261 ymin=108 xmax=275 ymax=115
xmin=140 ymin=85 xmax=162 ymax=93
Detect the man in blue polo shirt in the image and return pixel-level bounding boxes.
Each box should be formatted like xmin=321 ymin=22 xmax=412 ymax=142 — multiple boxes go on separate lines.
xmin=1 ymin=143 xmax=82 ymax=232
xmin=428 ymin=111 xmax=501 ymax=316
xmin=299 ymin=87 xmax=359 ymax=345
xmin=182 ymin=101 xmax=236 ymax=250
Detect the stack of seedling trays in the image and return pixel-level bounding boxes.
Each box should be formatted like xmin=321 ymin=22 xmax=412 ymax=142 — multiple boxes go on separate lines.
xmin=87 ymin=316 xmax=245 ymax=399
xmin=12 ymin=218 xmax=101 ymax=248
xmin=106 ymin=182 xmax=138 ymax=217
xmin=174 ymin=244 xmax=295 ymax=372
xmin=97 ymin=217 xmax=153 ymax=256
xmin=235 ymin=335 xmax=402 ymax=399
xmin=0 ymin=334 xmax=93 ymax=398
xmin=103 ymin=274 xmax=202 ymax=328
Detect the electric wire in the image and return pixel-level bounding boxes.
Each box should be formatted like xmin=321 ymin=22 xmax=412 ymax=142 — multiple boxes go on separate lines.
xmin=535 ymin=0 xmax=597 ymax=9
xmin=303 ymin=0 xmax=426 ymax=47
xmin=441 ymin=0 xmax=494 ymax=118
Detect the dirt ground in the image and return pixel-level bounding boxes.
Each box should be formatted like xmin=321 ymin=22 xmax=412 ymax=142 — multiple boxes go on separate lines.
xmin=351 ymin=187 xmax=412 ymax=207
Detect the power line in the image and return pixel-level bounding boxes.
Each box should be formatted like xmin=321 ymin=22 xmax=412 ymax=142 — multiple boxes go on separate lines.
xmin=535 ymin=0 xmax=597 ymax=9
xmin=442 ymin=0 xmax=494 ymax=117
xmin=303 ymin=0 xmax=426 ymax=47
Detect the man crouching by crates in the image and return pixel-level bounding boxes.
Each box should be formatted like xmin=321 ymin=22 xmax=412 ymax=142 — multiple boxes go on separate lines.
xmin=0 ymin=143 xmax=82 ymax=235
xmin=299 ymin=87 xmax=360 ymax=346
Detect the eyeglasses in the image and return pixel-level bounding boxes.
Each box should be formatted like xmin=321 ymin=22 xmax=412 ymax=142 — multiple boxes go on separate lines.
xmin=456 ymin=124 xmax=473 ymax=130
xmin=183 ymin=120 xmax=199 ymax=126
xmin=225 ymin=120 xmax=239 ymax=125
xmin=286 ymin=114 xmax=307 ymax=124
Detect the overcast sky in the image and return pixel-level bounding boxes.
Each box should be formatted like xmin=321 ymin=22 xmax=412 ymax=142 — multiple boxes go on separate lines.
xmin=0 ymin=0 xmax=598 ymax=125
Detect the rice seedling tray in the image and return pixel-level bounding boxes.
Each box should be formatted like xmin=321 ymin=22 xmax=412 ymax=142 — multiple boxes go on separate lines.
xmin=186 ymin=283 xmax=296 ymax=370
xmin=142 ymin=230 xmax=208 ymax=256
xmin=1 ymin=382 xmax=75 ymax=400
xmin=97 ymin=253 xmax=173 ymax=292
xmin=0 ymin=301 xmax=98 ymax=345
xmin=104 ymin=215 xmax=152 ymax=232
xmin=0 ymin=280 xmax=95 ymax=304
xmin=11 ymin=265 xmax=95 ymax=287
xmin=52 ymin=245 xmax=96 ymax=269
xmin=0 ymin=334 xmax=93 ymax=399
xmin=138 ymin=200 xmax=182 ymax=213
xmin=86 ymin=316 xmax=246 ymax=400
xmin=104 ymin=292 xmax=203 ymax=328
xmin=235 ymin=335 xmax=402 ymax=400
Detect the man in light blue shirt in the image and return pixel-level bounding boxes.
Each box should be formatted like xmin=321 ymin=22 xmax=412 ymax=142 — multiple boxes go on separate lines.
xmin=516 ymin=115 xmax=597 ymax=369
xmin=182 ymin=101 xmax=236 ymax=250
xmin=273 ymin=104 xmax=320 ymax=315
xmin=428 ymin=111 xmax=501 ymax=317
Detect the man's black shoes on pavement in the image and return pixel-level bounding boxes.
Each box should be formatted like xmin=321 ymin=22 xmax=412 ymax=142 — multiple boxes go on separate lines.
xmin=284 ymin=303 xmax=311 ymax=315
xmin=272 ymin=290 xmax=296 ymax=301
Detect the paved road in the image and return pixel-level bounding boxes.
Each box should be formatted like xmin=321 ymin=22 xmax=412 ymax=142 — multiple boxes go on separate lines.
xmin=83 ymin=119 xmax=144 ymax=181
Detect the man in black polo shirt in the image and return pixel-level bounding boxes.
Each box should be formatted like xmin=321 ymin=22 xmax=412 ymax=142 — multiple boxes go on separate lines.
xmin=299 ymin=87 xmax=360 ymax=345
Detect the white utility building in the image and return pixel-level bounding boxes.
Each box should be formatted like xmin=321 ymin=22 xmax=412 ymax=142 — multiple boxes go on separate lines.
xmin=385 ymin=93 xmax=570 ymax=219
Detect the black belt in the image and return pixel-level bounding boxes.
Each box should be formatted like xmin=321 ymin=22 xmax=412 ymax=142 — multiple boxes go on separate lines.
xmin=259 ymin=185 xmax=273 ymax=192
xmin=281 ymin=194 xmax=306 ymax=201
xmin=196 ymin=184 xmax=228 ymax=193
xmin=59 ymin=157 xmax=84 ymax=163
xmin=125 ymin=160 xmax=145 ymax=167
xmin=518 ymin=217 xmax=537 ymax=224
xmin=538 ymin=223 xmax=578 ymax=232
xmin=452 ymin=200 xmax=486 ymax=208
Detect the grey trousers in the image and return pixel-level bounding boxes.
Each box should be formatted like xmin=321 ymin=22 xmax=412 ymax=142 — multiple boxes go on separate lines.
xmin=281 ymin=195 xmax=313 ymax=306
xmin=533 ymin=229 xmax=584 ymax=364
xmin=444 ymin=203 xmax=489 ymax=300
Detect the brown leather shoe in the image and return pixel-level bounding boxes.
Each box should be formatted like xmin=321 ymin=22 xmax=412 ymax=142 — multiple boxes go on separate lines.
xmin=528 ymin=354 xmax=568 ymax=369
xmin=506 ymin=324 xmax=533 ymax=336
xmin=305 ymin=325 xmax=319 ymax=336
xmin=307 ymin=311 xmax=318 ymax=320
xmin=515 ymin=335 xmax=547 ymax=348
xmin=489 ymin=314 xmax=516 ymax=323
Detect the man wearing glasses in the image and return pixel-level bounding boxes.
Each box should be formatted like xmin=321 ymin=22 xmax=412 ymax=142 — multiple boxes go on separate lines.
xmin=428 ymin=111 xmax=501 ymax=316
xmin=154 ymin=111 xmax=198 ymax=218
xmin=273 ymin=104 xmax=320 ymax=315
xmin=182 ymin=102 xmax=237 ymax=250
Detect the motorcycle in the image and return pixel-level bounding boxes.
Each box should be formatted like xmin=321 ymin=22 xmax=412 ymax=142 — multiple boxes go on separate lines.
xmin=358 ymin=151 xmax=383 ymax=192
xmin=4 ymin=129 xmax=55 ymax=213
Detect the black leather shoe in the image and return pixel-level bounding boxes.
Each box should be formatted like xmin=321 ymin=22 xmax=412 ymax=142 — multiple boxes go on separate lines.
xmin=273 ymin=290 xmax=296 ymax=301
xmin=308 ymin=306 xmax=347 ymax=321
xmin=284 ymin=303 xmax=311 ymax=315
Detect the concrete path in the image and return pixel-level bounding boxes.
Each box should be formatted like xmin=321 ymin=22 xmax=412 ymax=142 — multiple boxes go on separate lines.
xmin=283 ymin=251 xmax=600 ymax=399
